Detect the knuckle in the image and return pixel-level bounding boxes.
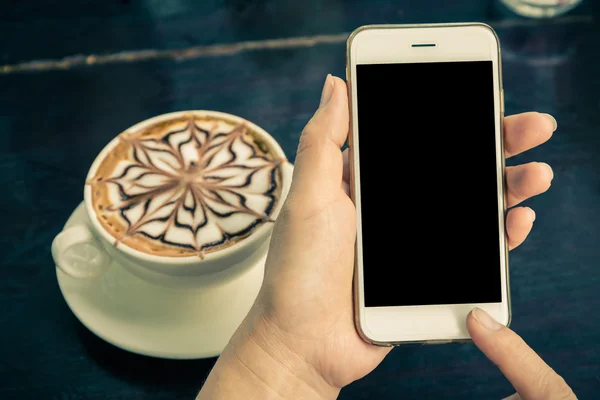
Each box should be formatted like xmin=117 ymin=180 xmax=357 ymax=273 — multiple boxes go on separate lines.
xmin=545 ymin=372 xmax=576 ymax=400
xmin=511 ymin=338 xmax=537 ymax=366
xmin=495 ymin=331 xmax=527 ymax=357
xmin=296 ymin=130 xmax=315 ymax=158
xmin=280 ymin=195 xmax=318 ymax=222
xmin=533 ymin=366 xmax=575 ymax=399
xmin=281 ymin=196 xmax=325 ymax=224
xmin=301 ymin=115 xmax=321 ymax=139
xmin=533 ymin=365 xmax=554 ymax=391
xmin=296 ymin=122 xmax=326 ymax=158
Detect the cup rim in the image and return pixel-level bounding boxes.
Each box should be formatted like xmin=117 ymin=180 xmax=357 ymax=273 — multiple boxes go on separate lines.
xmin=83 ymin=110 xmax=290 ymax=266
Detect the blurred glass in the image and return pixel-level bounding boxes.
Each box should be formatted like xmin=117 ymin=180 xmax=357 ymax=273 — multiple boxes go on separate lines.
xmin=500 ymin=0 xmax=583 ymax=18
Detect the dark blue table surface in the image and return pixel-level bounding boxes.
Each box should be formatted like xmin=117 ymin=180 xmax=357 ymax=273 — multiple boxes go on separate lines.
xmin=1 ymin=1 xmax=599 ymax=399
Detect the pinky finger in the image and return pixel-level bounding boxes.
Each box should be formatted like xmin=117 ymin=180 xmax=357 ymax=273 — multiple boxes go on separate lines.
xmin=506 ymin=207 xmax=536 ymax=250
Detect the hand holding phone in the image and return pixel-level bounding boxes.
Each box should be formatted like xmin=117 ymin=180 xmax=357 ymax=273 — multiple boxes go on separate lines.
xmin=198 ymin=67 xmax=558 ymax=398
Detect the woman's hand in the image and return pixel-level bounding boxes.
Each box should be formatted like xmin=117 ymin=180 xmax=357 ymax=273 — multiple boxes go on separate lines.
xmin=197 ymin=75 xmax=559 ymax=399
xmin=468 ymin=307 xmax=577 ymax=399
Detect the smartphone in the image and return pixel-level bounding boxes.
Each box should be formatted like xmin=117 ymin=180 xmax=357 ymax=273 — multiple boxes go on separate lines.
xmin=347 ymin=23 xmax=509 ymax=345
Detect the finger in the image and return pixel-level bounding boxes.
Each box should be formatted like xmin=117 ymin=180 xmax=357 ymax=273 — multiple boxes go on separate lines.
xmin=288 ymin=75 xmax=348 ymax=204
xmin=503 ymin=394 xmax=522 ymax=400
xmin=506 ymin=207 xmax=536 ymax=251
xmin=506 ymin=162 xmax=554 ymax=207
xmin=342 ymin=148 xmax=350 ymax=185
xmin=342 ymin=180 xmax=350 ymax=197
xmin=504 ymin=112 xmax=556 ymax=158
xmin=468 ymin=308 xmax=576 ymax=400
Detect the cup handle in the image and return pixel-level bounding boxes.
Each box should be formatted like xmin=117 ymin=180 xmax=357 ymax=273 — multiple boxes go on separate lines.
xmin=51 ymin=225 xmax=112 ymax=279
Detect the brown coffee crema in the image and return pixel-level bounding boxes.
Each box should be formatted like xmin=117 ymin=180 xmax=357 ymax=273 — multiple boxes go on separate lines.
xmin=88 ymin=114 xmax=284 ymax=257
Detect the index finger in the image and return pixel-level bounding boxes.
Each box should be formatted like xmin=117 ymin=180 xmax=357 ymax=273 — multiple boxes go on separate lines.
xmin=467 ymin=308 xmax=576 ymax=400
xmin=504 ymin=112 xmax=557 ymax=158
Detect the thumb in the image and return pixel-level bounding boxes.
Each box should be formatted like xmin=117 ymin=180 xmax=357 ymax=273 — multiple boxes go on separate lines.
xmin=467 ymin=308 xmax=576 ymax=400
xmin=288 ymin=74 xmax=348 ymax=206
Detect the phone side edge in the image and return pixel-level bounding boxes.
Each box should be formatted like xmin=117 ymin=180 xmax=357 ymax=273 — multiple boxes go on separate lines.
xmin=347 ymin=29 xmax=393 ymax=348
xmin=498 ymin=36 xmax=511 ymax=330
xmin=484 ymin=22 xmax=512 ymax=329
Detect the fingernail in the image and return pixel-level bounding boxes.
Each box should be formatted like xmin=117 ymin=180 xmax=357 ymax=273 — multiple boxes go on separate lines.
xmin=542 ymin=113 xmax=558 ymax=132
xmin=529 ymin=208 xmax=536 ymax=222
xmin=540 ymin=162 xmax=554 ymax=181
xmin=320 ymin=74 xmax=334 ymax=107
xmin=472 ymin=307 xmax=503 ymax=331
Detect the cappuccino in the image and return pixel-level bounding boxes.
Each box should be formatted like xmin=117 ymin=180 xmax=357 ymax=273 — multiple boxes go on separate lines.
xmin=88 ymin=114 xmax=283 ymax=257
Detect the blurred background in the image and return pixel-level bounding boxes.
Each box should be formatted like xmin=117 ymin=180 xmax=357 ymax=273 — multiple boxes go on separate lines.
xmin=1 ymin=1 xmax=599 ymax=399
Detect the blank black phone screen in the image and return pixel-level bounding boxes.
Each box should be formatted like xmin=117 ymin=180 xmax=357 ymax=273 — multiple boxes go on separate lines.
xmin=356 ymin=61 xmax=503 ymax=307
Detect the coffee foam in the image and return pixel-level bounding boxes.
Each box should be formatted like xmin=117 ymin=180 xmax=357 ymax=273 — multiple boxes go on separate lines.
xmin=88 ymin=114 xmax=283 ymax=257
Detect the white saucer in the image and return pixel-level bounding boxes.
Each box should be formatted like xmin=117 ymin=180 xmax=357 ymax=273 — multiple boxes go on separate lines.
xmin=56 ymin=202 xmax=265 ymax=359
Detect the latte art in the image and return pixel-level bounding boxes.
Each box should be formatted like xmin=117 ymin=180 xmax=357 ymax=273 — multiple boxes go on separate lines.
xmin=89 ymin=115 xmax=283 ymax=257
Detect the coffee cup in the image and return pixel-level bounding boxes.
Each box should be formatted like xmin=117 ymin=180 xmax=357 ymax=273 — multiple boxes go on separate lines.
xmin=52 ymin=110 xmax=293 ymax=288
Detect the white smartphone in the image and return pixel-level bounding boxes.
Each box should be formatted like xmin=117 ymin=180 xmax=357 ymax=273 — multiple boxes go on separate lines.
xmin=347 ymin=23 xmax=510 ymax=345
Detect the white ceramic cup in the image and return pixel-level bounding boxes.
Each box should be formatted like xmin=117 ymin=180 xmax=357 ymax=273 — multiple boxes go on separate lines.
xmin=51 ymin=110 xmax=293 ymax=288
